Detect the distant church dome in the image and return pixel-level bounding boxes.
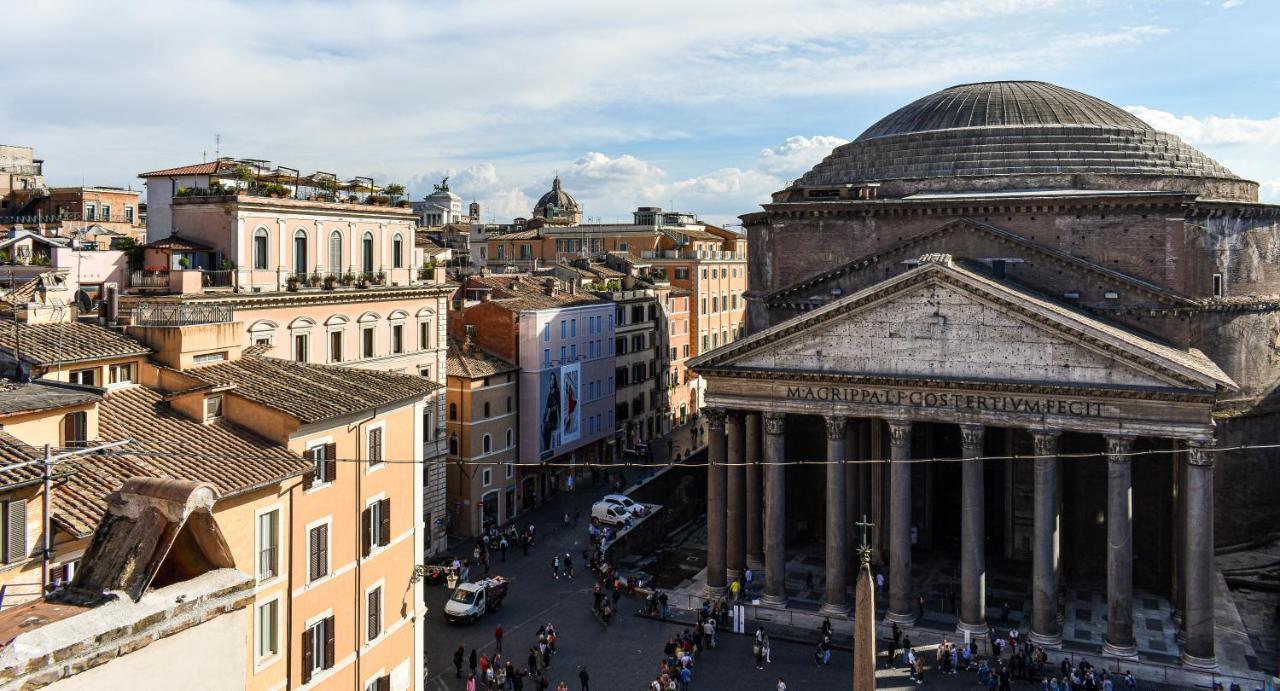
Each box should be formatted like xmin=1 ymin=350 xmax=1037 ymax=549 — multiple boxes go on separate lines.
xmin=792 ymin=80 xmax=1253 ymax=201
xmin=532 ymin=176 xmax=582 ymax=225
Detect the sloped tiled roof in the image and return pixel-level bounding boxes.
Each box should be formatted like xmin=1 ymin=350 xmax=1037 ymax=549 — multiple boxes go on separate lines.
xmin=0 ymin=321 xmax=150 ymax=366
xmin=0 ymin=431 xmax=49 ymax=489
xmin=53 ymin=386 xmax=310 ymax=537
xmin=463 ymin=276 xmax=603 ymax=312
xmin=0 ymin=379 xmax=101 ymax=416
xmin=446 ymin=340 xmax=516 ymax=379
xmin=139 ymin=234 xmax=214 ymax=251
xmin=137 ymin=161 xmax=223 ymax=178
xmin=0 ymin=277 xmax=42 ymax=307
xmin=182 ymin=355 xmax=441 ymax=424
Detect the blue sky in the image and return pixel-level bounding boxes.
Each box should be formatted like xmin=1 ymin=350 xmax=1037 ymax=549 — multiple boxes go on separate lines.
xmin=3 ymin=0 xmax=1278 ymax=226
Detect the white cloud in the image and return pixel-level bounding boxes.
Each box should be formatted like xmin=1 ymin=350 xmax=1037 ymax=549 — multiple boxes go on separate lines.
xmin=1124 ymin=106 xmax=1280 ymax=146
xmin=757 ymin=136 xmax=849 ymax=177
xmin=1220 ymin=0 xmax=1245 ymax=8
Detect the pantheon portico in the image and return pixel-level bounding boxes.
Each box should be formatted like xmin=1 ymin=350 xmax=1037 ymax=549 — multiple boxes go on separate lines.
xmin=689 ymin=254 xmax=1234 ymax=666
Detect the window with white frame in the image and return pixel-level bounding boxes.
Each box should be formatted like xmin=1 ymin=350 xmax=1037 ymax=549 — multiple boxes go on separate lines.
xmin=366 ymin=584 xmax=383 ymax=642
xmin=302 ymin=615 xmax=334 ymax=682
xmin=482 ymin=433 xmax=491 ymax=454
xmin=505 ymin=429 xmax=513 ymax=448
xmin=505 ymin=462 xmax=513 ymax=479
xmin=84 ymin=203 xmax=96 ymax=221
xmin=100 ymin=204 xmax=111 ymax=221
xmin=391 ymin=324 xmax=404 ymax=354
xmin=392 ymin=234 xmax=403 ymax=269
xmin=362 ymin=498 xmax=390 ymax=556
xmin=368 ymin=427 xmax=383 ymax=467
xmin=256 ymin=598 xmax=279 ymax=661
xmin=482 ymin=468 xmax=492 ymax=486
xmin=204 ymin=395 xmax=224 ymax=421
xmin=329 ymin=329 xmax=344 ymax=363
xmin=253 ymin=228 xmax=270 ymax=270
xmin=329 ymin=231 xmax=344 ymax=273
xmin=419 ymin=320 xmax=432 ymax=350
xmin=108 ymin=362 xmax=133 ymax=384
xmin=69 ymin=367 xmax=96 ymax=386
xmin=307 ymin=522 xmax=329 ymax=582
xmin=362 ymin=327 xmax=375 ymax=358
xmin=257 ymin=508 xmax=279 ymax=580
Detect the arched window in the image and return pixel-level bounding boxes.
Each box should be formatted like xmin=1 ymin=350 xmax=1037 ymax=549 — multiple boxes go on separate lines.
xmin=392 ymin=233 xmax=403 ymax=269
xmin=482 ymin=434 xmax=492 ymax=454
xmin=506 ymin=396 xmax=512 ymax=413
xmin=483 ymin=401 xmax=490 ymax=418
xmin=253 ymin=228 xmax=269 ymax=270
xmin=449 ymin=403 xmax=457 ymax=420
xmin=293 ymin=229 xmax=308 ymax=275
xmin=329 ymin=230 xmax=343 ymax=274
xmin=505 ymin=429 xmax=513 ymax=448
xmin=361 ymin=231 xmax=374 ymax=274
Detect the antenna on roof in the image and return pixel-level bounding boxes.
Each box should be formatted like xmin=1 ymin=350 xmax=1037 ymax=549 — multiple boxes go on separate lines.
xmin=215 ymin=134 xmax=221 ymax=159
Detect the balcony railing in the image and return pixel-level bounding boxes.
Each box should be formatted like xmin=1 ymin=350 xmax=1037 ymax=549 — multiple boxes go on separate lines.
xmin=201 ymin=270 xmax=234 ymax=288
xmin=130 ymin=270 xmax=170 ymax=289
xmin=132 ymin=302 xmax=233 ymax=327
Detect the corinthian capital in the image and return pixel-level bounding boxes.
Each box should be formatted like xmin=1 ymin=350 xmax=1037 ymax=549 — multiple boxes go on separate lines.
xmin=1031 ymin=428 xmax=1060 ymax=457
xmin=1186 ymin=439 xmax=1215 ymax=468
xmin=887 ymin=419 xmax=911 ymax=448
xmin=763 ymin=412 xmax=786 ymax=436
xmin=1105 ymin=433 xmax=1135 ymax=459
xmin=959 ymin=423 xmax=985 ymax=453
xmin=704 ymin=406 xmax=727 ymax=431
xmin=824 ymin=415 xmax=848 ymax=441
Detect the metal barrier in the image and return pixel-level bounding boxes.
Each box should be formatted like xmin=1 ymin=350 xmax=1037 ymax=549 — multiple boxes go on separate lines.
xmin=132 ymin=302 xmax=233 ymax=326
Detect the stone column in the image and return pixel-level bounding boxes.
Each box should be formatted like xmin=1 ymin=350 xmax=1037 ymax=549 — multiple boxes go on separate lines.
xmin=745 ymin=412 xmax=764 ymax=571
xmin=1182 ymin=439 xmax=1218 ymax=669
xmin=822 ymin=414 xmax=849 ymax=616
xmin=726 ymin=410 xmax=746 ymax=580
xmin=1029 ymin=429 xmax=1063 ymax=647
xmin=761 ymin=412 xmax=788 ymax=607
xmin=1103 ymin=434 xmax=1138 ymax=658
xmin=704 ymin=407 xmax=728 ymax=597
xmin=958 ymin=423 xmax=987 ymax=637
xmin=886 ymin=419 xmax=915 ymax=624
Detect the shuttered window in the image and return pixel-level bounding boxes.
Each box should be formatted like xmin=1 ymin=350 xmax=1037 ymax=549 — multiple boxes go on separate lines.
xmin=306 ymin=443 xmax=338 ymax=489
xmin=367 ymin=585 xmax=382 ymax=641
xmin=308 ymin=523 xmax=328 ymax=582
xmin=301 ymin=615 xmax=335 ymax=683
xmin=4 ymin=500 xmax=27 ymax=564
xmin=368 ymin=428 xmax=383 ymax=467
xmin=361 ymin=498 xmax=391 ymax=558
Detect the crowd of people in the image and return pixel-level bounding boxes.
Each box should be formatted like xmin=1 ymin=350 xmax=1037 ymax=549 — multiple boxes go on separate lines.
xmin=452 ymin=623 xmax=566 ymax=690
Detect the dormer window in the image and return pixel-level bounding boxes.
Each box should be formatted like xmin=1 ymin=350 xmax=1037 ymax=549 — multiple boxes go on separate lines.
xmin=204 ymin=395 xmax=224 ymax=421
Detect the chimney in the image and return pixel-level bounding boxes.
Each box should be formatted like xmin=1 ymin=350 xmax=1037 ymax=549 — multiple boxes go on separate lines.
xmin=543 ymin=277 xmax=558 ymax=297
xmin=568 ymin=281 xmax=577 ymax=295
xmin=105 ymin=284 xmax=119 ymax=326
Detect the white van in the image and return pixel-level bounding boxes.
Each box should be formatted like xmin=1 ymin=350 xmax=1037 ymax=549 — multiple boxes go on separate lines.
xmin=601 ymin=494 xmax=646 ymax=517
xmin=591 ymin=501 xmax=630 ymax=526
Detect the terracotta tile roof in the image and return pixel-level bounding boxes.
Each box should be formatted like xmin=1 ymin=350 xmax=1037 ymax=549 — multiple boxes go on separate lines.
xmin=0 ymin=379 xmax=101 ymax=416
xmin=0 ymin=321 xmax=150 ymax=366
xmin=139 ymin=234 xmax=214 ymax=251
xmin=53 ymin=386 xmax=310 ymax=537
xmin=464 ymin=276 xmax=604 ymax=312
xmin=489 ymin=229 xmax=541 ymax=241
xmin=137 ymin=161 xmax=223 ymax=177
xmin=446 ymin=339 xmax=516 ymax=379
xmin=182 ymin=355 xmax=441 ymax=424
xmin=0 ymin=277 xmax=41 ymax=307
xmin=0 ymin=431 xmax=48 ymax=489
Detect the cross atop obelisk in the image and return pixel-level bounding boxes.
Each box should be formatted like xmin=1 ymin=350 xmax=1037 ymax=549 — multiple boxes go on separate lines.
xmin=855 ymin=514 xmax=875 ymax=565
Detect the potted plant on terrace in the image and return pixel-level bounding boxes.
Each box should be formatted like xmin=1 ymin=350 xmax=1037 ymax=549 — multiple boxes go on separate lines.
xmin=177 ymin=256 xmax=191 ymax=269
xmin=286 ymin=275 xmax=300 ymax=291
xmin=373 ymin=271 xmax=386 ymax=285
xmin=341 ymin=272 xmax=355 ymax=287
xmin=307 ymin=272 xmax=321 ymax=288
xmin=322 ymin=274 xmax=337 ymax=290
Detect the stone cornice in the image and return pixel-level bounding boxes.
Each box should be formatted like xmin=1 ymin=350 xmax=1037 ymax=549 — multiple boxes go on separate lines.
xmin=695 ymin=367 xmax=1218 ymax=404
xmin=742 ymin=191 xmax=1196 ymax=224
xmin=123 ymin=284 xmax=456 ymax=311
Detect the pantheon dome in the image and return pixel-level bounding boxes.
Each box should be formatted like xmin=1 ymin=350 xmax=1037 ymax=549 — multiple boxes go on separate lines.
xmin=789 ymin=81 xmax=1257 ymax=202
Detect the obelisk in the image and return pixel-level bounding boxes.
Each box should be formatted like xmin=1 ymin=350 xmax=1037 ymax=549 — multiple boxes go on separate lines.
xmin=853 ymin=515 xmax=876 ymax=691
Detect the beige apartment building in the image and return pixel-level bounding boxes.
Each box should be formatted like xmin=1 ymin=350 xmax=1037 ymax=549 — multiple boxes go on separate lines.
xmin=0 ymin=303 xmax=435 ymax=690
xmin=598 ymin=287 xmax=659 ymax=449
xmin=445 ymin=336 xmax=519 ymax=537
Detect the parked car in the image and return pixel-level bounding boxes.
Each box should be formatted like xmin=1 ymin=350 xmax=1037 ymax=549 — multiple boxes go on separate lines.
xmin=443 ymin=576 xmax=508 ymax=623
xmin=591 ymin=501 xmax=631 ymax=526
xmin=601 ymin=494 xmax=646 ymax=517
xmin=420 ymin=557 xmax=456 ymax=586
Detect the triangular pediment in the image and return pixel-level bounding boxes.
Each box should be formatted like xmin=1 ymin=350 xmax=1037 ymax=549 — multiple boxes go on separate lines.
xmin=695 ymin=257 xmax=1233 ymax=393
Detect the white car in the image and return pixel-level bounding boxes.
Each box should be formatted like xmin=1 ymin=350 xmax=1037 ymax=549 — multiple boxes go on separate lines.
xmin=591 ymin=501 xmax=630 ymax=526
xmin=601 ymin=494 xmax=646 ymax=516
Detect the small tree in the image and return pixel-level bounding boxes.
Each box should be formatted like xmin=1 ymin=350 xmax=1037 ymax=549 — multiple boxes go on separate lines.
xmin=385 ymin=183 xmax=406 ymax=204
xmin=233 ymin=164 xmax=256 ymax=193
xmin=116 ymin=237 xmax=144 ymax=271
xmin=177 ymin=256 xmax=191 ymax=269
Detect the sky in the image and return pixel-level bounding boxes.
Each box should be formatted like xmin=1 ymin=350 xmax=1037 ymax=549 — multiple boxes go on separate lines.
xmin=4 ymin=0 xmax=1279 ymax=227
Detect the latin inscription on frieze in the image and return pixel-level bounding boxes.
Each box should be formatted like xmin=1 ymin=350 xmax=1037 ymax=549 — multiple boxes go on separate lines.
xmin=783 ymin=385 xmax=1105 ymax=417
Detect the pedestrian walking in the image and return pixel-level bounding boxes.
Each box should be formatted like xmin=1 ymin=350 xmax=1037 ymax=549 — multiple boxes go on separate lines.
xmin=763 ymin=633 xmax=772 ymax=663
xmin=578 ymin=665 xmax=589 ymax=691
xmin=753 ymin=637 xmax=765 ymax=669
xmin=494 ymin=624 xmax=504 ymax=653
xmin=917 ymin=592 xmax=926 ymax=618
xmin=552 ymin=554 xmax=561 ymax=579
xmin=466 ymin=672 xmax=477 ymax=691
xmin=454 ymin=645 xmax=466 ymax=678
xmin=776 ymin=677 xmax=787 ymax=691
xmin=500 ymin=537 xmax=508 ymax=561
xmin=564 ymin=553 xmax=574 ymax=579
xmin=470 ymin=648 xmax=479 ymax=677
